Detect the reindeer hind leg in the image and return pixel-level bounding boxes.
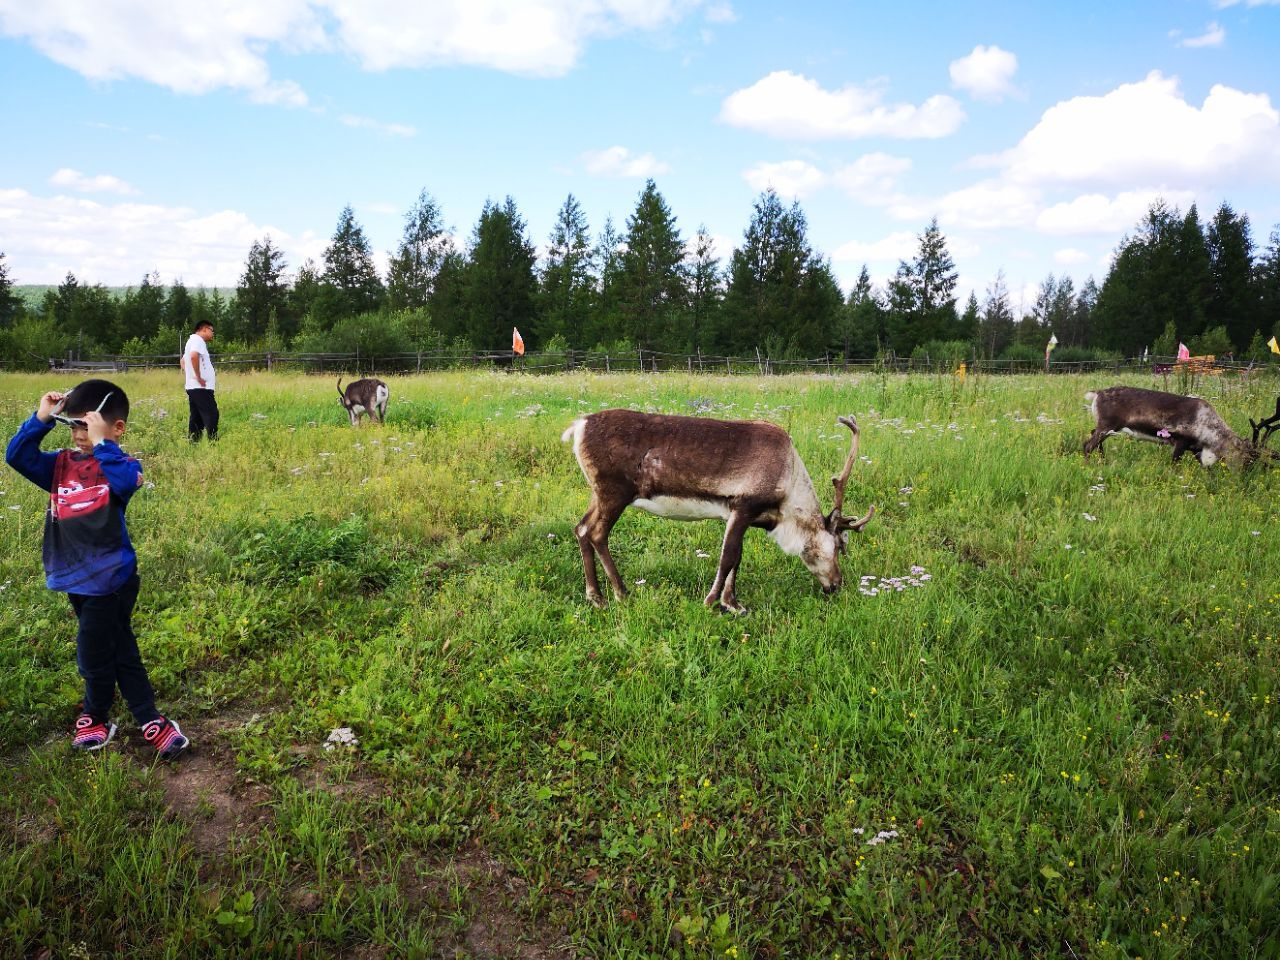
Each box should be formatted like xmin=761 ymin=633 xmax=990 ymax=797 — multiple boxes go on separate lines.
xmin=575 ymin=502 xmax=606 ymax=608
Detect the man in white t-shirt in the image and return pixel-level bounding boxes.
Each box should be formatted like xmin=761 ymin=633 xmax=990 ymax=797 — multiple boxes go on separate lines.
xmin=182 ymin=321 xmax=219 ymax=441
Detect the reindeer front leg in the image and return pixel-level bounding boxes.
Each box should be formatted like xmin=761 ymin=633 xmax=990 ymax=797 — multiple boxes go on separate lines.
xmin=706 ymin=512 xmax=751 ymax=614
xmin=1083 ymin=428 xmax=1109 ymax=457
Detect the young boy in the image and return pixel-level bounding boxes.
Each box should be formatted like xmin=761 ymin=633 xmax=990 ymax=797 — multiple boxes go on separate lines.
xmin=5 ymin=379 xmax=189 ymax=759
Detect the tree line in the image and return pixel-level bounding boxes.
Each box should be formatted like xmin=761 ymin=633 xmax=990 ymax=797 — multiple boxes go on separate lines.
xmin=2 ymin=182 xmax=1278 ymax=368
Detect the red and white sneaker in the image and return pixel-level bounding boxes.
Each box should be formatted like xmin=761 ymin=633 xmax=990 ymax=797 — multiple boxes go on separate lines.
xmin=71 ymin=714 xmax=117 ymax=752
xmin=141 ymin=716 xmax=190 ymax=761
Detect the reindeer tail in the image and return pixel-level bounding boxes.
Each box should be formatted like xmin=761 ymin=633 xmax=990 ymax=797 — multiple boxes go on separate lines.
xmin=561 ymin=419 xmax=582 ymax=444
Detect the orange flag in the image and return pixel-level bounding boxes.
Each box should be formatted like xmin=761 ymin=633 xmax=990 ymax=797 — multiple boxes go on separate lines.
xmin=512 ymin=327 xmax=525 ymax=356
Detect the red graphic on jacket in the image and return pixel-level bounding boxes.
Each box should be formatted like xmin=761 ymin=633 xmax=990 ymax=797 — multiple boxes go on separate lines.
xmin=44 ymin=450 xmax=129 ymax=594
xmin=54 ymin=477 xmax=111 ymax=520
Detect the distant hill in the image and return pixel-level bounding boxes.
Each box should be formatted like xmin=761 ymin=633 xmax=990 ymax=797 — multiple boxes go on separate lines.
xmin=13 ymin=285 xmax=236 ymax=309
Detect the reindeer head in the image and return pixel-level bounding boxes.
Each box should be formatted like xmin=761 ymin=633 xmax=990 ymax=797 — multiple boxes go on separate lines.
xmin=1249 ymin=396 xmax=1280 ymax=461
xmin=802 ymin=415 xmax=876 ymax=593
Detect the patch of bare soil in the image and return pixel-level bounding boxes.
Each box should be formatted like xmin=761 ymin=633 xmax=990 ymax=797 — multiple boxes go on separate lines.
xmin=402 ymin=847 xmax=573 ymax=959
xmin=144 ymin=711 xmax=275 ymax=856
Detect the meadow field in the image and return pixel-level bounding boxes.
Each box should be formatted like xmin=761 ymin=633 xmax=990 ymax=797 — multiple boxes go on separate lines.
xmin=1 ymin=368 xmax=1278 ymax=959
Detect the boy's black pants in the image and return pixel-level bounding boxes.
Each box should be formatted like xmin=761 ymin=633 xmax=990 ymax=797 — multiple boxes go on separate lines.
xmin=186 ymin=388 xmax=219 ymax=441
xmin=68 ymin=572 xmax=160 ymax=725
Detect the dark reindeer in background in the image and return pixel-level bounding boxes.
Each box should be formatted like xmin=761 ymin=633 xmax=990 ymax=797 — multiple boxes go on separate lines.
xmin=1083 ymin=386 xmax=1280 ymax=466
xmin=563 ymin=409 xmax=875 ymax=613
xmin=336 ymin=377 xmax=389 ymax=427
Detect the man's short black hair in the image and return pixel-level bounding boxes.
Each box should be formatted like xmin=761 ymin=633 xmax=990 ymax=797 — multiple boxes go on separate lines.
xmin=194 ymin=320 xmax=213 ymax=333
xmin=62 ymin=379 xmax=130 ymax=423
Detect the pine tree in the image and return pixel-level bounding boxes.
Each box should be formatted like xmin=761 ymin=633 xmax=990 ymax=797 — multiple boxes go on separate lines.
xmin=885 ymin=218 xmax=960 ymax=354
xmin=1206 ymin=202 xmax=1257 ymax=352
xmin=839 ymin=266 xmax=885 ymax=359
xmin=958 ymin=291 xmax=980 ymax=344
xmin=238 ymin=237 xmax=290 ymax=341
xmin=165 ymin=280 xmax=193 ymax=329
xmin=1256 ymin=227 xmax=1280 ymax=341
xmin=588 ymin=216 xmax=624 ymax=348
xmin=539 ymin=194 xmax=594 ymax=348
xmin=1174 ymin=205 xmax=1212 ymax=342
xmin=721 ymin=190 xmax=841 ymax=356
xmin=0 ymin=252 xmax=20 ymax=328
xmin=429 ymin=250 xmax=469 ymax=344
xmin=1066 ymin=276 xmax=1098 ymax=347
xmin=463 ymin=197 xmax=538 ymax=351
xmin=289 ymin=259 xmax=322 ymax=326
xmin=978 ymin=270 xmax=1015 ymax=359
xmin=686 ymin=226 xmax=722 ymax=354
xmin=387 ymin=190 xmax=451 ymax=312
xmin=616 ymin=180 xmax=687 ymax=351
xmin=117 ymin=272 xmax=165 ymax=343
xmin=1094 ymin=200 xmax=1183 ymax=352
xmin=318 ymin=205 xmax=384 ymax=323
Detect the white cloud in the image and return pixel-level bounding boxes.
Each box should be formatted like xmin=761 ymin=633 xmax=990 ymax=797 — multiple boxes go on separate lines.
xmin=833 ymin=152 xmax=912 ymax=203
xmin=720 ymin=70 xmax=965 ymax=139
xmin=949 ymin=45 xmax=1019 ymax=101
xmin=704 ymin=2 xmax=736 ymax=24
xmin=319 ymin=0 xmax=701 ymax=75
xmin=0 ymin=187 xmax=322 ymax=286
xmin=994 ymin=71 xmax=1280 ymax=187
xmin=0 ymin=0 xmax=319 ymax=104
xmin=831 ymin=231 xmax=918 ymax=264
xmin=49 ymin=168 xmax=138 ymax=195
xmin=888 ymin=179 xmax=1040 ymax=230
xmin=742 ymin=160 xmax=826 ymax=198
xmin=1176 ymin=22 xmax=1225 ymax=48
xmin=0 ymin=0 xmax=709 ymax=103
xmin=582 ymin=146 xmax=670 ymax=178
xmin=340 ymin=114 xmax=417 ymax=137
xmin=1053 ymin=247 xmax=1092 ymax=266
xmin=1214 ymin=0 xmax=1279 ymax=7
xmin=1035 ymin=188 xmax=1199 ymax=235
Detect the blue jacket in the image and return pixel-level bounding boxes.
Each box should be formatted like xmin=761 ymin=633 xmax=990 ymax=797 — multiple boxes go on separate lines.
xmin=5 ymin=413 xmax=143 ymax=595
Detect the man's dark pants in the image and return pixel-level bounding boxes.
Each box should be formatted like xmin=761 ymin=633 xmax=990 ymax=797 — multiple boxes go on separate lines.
xmin=186 ymin=388 xmax=219 ymax=441
xmin=69 ymin=572 xmax=160 ymax=725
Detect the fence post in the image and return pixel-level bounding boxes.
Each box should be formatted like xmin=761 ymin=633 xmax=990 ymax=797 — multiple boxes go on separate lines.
xmin=605 ymin=354 xmax=611 ymax=373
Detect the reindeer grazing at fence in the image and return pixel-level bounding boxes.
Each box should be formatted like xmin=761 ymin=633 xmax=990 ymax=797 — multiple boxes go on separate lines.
xmin=336 ymin=377 xmax=389 ymax=427
xmin=563 ymin=409 xmax=875 ymax=613
xmin=1083 ymin=386 xmax=1280 ymax=467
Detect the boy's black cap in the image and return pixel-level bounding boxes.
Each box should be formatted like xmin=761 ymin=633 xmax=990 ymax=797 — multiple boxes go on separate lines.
xmin=62 ymin=379 xmax=130 ymax=423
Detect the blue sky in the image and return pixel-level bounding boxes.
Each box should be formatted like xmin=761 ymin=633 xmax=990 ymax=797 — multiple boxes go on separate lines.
xmin=2 ymin=0 xmax=1279 ymax=313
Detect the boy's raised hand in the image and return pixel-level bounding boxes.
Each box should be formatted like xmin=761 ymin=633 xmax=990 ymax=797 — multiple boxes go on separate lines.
xmin=81 ymin=411 xmax=110 ymax=445
xmin=36 ymin=391 xmax=66 ymax=423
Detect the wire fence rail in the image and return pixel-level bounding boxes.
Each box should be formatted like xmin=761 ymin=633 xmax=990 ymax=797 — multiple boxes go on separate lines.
xmin=9 ymin=348 xmax=1278 ymax=379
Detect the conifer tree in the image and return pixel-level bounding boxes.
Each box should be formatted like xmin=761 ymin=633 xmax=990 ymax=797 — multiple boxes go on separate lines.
xmin=318 ymin=205 xmax=384 ymax=323
xmin=387 ymin=190 xmax=451 ymax=312
xmin=238 ymin=236 xmax=290 ymax=340
xmin=721 ymin=189 xmax=840 ymax=356
xmin=616 ymin=180 xmax=687 ymax=350
xmin=539 ymin=194 xmax=594 ymax=348
xmin=463 ymin=197 xmax=538 ymax=351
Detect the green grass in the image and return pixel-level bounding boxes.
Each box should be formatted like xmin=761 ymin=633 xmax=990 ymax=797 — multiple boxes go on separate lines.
xmin=1 ymin=368 xmax=1279 ymax=958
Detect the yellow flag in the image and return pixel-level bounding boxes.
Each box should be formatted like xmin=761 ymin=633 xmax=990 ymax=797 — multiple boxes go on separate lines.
xmin=956 ymin=361 xmax=966 ymax=381
xmin=1269 ymin=335 xmax=1279 ymax=355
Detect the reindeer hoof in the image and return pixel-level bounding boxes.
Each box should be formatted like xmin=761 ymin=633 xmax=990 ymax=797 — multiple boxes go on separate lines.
xmin=587 ymin=592 xmax=607 ymax=609
xmin=717 ymin=600 xmax=748 ymax=616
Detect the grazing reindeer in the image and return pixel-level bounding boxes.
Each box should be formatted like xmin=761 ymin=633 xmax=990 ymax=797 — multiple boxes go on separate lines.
xmin=336 ymin=377 xmax=389 ymax=427
xmin=1083 ymin=386 xmax=1279 ymax=466
xmin=563 ymin=409 xmax=875 ymax=613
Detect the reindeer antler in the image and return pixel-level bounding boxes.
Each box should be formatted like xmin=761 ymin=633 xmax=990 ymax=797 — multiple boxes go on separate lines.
xmin=1251 ymin=395 xmax=1280 ymax=449
xmin=336 ymin=376 xmax=345 ymax=399
xmin=828 ymin=415 xmax=876 ymax=537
